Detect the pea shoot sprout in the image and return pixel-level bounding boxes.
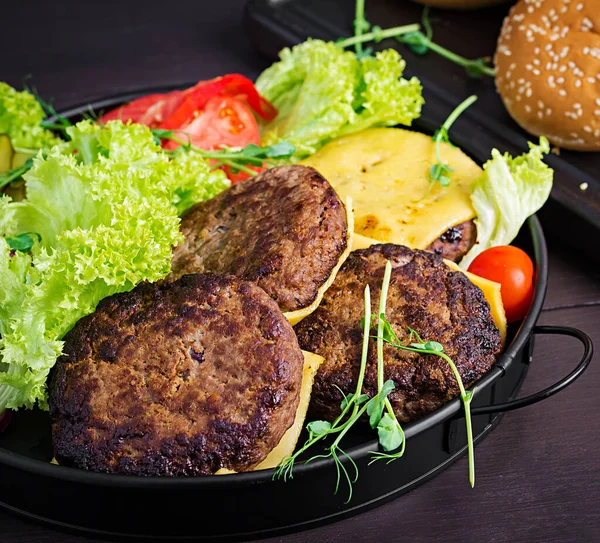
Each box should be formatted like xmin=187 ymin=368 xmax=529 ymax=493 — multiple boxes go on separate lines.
xmin=396 ymin=7 xmax=495 ymax=78
xmin=429 ymin=95 xmax=478 ymax=188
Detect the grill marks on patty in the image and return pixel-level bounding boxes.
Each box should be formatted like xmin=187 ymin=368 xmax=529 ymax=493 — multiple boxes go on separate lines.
xmin=294 ymin=244 xmax=502 ymax=424
xmin=49 ymin=274 xmax=304 ymax=476
xmin=169 ymin=165 xmax=348 ymax=313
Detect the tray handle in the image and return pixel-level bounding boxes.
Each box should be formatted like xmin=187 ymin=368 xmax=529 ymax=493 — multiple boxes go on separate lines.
xmin=471 ymin=325 xmax=593 ymax=416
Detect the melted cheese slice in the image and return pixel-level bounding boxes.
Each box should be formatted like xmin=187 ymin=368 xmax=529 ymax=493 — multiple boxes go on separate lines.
xmin=301 ymin=128 xmax=481 ymax=250
xmin=351 ymin=233 xmax=506 ymax=343
xmin=283 ymin=197 xmax=354 ymax=326
xmin=215 ymin=350 xmax=324 ymax=475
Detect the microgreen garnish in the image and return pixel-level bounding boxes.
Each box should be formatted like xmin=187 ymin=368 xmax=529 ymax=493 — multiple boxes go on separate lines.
xmin=337 ymin=24 xmax=420 ymax=50
xmin=23 ymin=81 xmax=73 ymax=137
xmin=429 ymin=95 xmax=477 ymax=188
xmin=0 ymin=157 xmax=35 ymax=189
xmin=273 ymin=285 xmax=377 ymax=502
xmin=152 ymin=129 xmax=295 ymax=177
xmin=353 ymin=0 xmax=370 ymax=56
xmin=368 ymin=261 xmax=406 ymax=463
xmin=396 ymin=7 xmax=495 ymax=78
xmin=372 ymin=316 xmax=476 ymax=487
xmin=5 ymin=232 xmax=41 ymax=252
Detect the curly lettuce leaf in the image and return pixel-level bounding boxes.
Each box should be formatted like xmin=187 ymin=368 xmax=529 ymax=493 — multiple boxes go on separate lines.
xmin=0 ymin=120 xmax=228 ymax=412
xmin=256 ymin=40 xmax=423 ymax=160
xmin=0 ymin=82 xmax=60 ymax=151
xmin=460 ymin=138 xmax=553 ymax=268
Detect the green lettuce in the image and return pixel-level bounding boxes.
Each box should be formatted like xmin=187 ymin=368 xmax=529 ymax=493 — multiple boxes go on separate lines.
xmin=460 ymin=138 xmax=553 ymax=269
xmin=255 ymin=40 xmax=424 ymax=159
xmin=0 ymin=120 xmax=229 ymax=412
xmin=0 ymin=82 xmax=61 ymax=150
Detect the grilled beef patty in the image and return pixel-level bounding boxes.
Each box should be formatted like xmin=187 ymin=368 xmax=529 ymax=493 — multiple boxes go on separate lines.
xmin=294 ymin=244 xmax=502 ymax=423
xmin=169 ymin=165 xmax=348 ymax=313
xmin=49 ymin=274 xmax=304 ymax=476
xmin=426 ymin=220 xmax=477 ymax=263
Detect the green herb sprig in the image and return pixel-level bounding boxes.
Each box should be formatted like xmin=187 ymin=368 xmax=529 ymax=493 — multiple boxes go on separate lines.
xmin=370 ymin=316 xmax=476 ymax=487
xmin=152 ymin=129 xmax=295 ymax=176
xmin=429 ymin=95 xmax=478 ymax=188
xmin=5 ymin=232 xmax=41 ymax=252
xmin=397 ymin=7 xmax=495 ymax=78
xmin=0 ymin=157 xmax=34 ymax=190
xmin=23 ymin=81 xmax=73 ymax=137
xmin=274 ymin=285 xmax=400 ymax=503
xmin=337 ymin=23 xmax=420 ymax=50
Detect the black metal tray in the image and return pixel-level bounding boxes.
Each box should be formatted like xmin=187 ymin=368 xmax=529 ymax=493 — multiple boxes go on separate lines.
xmin=244 ymin=0 xmax=600 ymax=264
xmin=0 ymin=91 xmax=593 ymax=541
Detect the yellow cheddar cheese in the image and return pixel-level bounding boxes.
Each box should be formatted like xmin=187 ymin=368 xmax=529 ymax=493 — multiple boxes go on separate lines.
xmin=301 ymin=128 xmax=481 ymax=250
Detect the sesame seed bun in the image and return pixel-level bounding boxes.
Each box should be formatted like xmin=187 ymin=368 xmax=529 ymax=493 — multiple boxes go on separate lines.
xmin=495 ymin=0 xmax=600 ymax=151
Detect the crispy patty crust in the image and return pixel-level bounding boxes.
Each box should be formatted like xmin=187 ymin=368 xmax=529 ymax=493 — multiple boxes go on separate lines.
xmin=294 ymin=244 xmax=502 ymax=423
xmin=169 ymin=165 xmax=348 ymax=313
xmin=49 ymin=274 xmax=304 ymax=476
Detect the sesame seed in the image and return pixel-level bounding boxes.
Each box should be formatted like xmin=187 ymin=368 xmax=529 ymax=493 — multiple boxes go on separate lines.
xmin=525 ymin=105 xmax=532 ymax=113
xmin=595 ymin=110 xmax=600 ymax=116
xmin=546 ymin=108 xmax=552 ymax=116
xmin=580 ymin=183 xmax=588 ymax=191
xmin=588 ymin=78 xmax=595 ymax=84
xmin=559 ymin=89 xmax=567 ymax=96
xmin=537 ymin=111 xmax=544 ymax=119
xmin=575 ymin=80 xmax=582 ymax=88
xmin=526 ymin=88 xmax=533 ymax=97
xmin=574 ymin=103 xmax=582 ymax=109
xmin=533 ymin=58 xmax=540 ymax=66
xmin=533 ymin=69 xmax=541 ymax=76
xmin=583 ymin=47 xmax=590 ymax=55
xmin=584 ymin=126 xmax=592 ymax=133
xmin=538 ymin=100 xmax=545 ymax=108
xmin=576 ymin=3 xmax=584 ymax=10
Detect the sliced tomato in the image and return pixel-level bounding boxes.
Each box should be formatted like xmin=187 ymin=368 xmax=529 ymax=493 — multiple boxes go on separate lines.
xmin=101 ymin=93 xmax=166 ymax=124
xmin=166 ymin=95 xmax=260 ymax=150
xmin=100 ymin=90 xmax=189 ymax=127
xmin=159 ymin=74 xmax=277 ymax=129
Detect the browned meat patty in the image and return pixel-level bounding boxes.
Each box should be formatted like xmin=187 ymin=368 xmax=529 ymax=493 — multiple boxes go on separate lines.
xmin=294 ymin=244 xmax=502 ymax=424
xmin=169 ymin=165 xmax=348 ymax=313
xmin=426 ymin=220 xmax=477 ymax=263
xmin=49 ymin=274 xmax=304 ymax=476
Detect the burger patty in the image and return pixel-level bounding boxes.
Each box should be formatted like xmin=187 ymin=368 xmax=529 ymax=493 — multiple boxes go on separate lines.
xmin=294 ymin=244 xmax=502 ymax=424
xmin=49 ymin=274 xmax=304 ymax=476
xmin=426 ymin=220 xmax=477 ymax=263
xmin=169 ymin=165 xmax=348 ymax=313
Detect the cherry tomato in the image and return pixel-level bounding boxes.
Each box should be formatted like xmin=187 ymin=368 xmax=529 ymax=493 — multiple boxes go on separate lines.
xmin=468 ymin=246 xmax=534 ymax=323
xmin=165 ymin=95 xmax=260 ymax=151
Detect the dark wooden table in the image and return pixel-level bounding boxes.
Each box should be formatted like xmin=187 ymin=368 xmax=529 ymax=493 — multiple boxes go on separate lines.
xmin=2 ymin=1 xmax=599 ymax=541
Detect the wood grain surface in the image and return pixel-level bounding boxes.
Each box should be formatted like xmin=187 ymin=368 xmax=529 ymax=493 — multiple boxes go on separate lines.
xmin=1 ymin=1 xmax=598 ymax=542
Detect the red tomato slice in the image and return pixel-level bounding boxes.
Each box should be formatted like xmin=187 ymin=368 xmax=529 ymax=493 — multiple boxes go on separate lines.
xmin=101 ymin=93 xmax=167 ymax=125
xmin=166 ymin=95 xmax=260 ymax=151
xmin=159 ymin=74 xmax=277 ymax=130
xmin=100 ymin=90 xmax=190 ymax=127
